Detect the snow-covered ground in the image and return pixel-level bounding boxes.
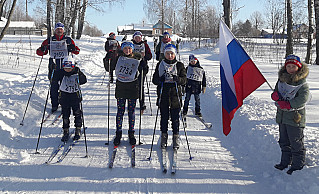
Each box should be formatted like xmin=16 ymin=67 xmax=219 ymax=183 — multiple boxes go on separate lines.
xmin=0 ymin=34 xmax=319 ymax=193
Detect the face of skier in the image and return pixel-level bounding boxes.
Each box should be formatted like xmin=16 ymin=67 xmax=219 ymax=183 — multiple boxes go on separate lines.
xmin=286 ymin=63 xmax=299 ymax=74
xmin=63 ymin=67 xmax=73 ymax=72
xmin=190 ymin=59 xmax=197 ymax=65
xmin=165 ymin=51 xmax=175 ymax=60
xmin=123 ymin=46 xmax=133 ymax=55
xmin=133 ymin=36 xmax=142 ymax=43
xmin=55 ymin=28 xmax=64 ymax=36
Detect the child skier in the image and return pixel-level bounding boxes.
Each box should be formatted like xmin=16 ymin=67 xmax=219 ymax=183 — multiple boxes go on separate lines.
xmin=113 ymin=41 xmax=145 ymax=146
xmin=152 ymin=44 xmax=186 ymax=149
xmin=182 ymin=54 xmax=206 ymax=117
xmin=155 ymin=32 xmax=174 ymax=62
xmin=104 ymin=32 xmax=121 ymax=83
xmin=271 ymin=54 xmax=309 ymax=175
xmin=52 ymin=56 xmax=87 ymax=142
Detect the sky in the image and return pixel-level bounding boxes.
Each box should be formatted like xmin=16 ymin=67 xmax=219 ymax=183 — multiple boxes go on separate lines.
xmin=84 ymin=0 xmax=265 ymax=35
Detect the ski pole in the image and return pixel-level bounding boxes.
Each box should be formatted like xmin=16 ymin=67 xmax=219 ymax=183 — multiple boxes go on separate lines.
xmin=175 ymin=82 xmax=193 ymax=160
xmin=105 ymin=58 xmax=111 ymax=145
xmin=35 ymin=68 xmax=55 ymax=154
xmin=148 ymin=82 xmax=163 ymax=161
xmin=20 ymin=55 xmax=43 ymax=126
xmin=77 ymin=73 xmax=89 ymax=157
xmin=145 ymin=76 xmax=152 ymax=116
xmin=138 ymin=69 xmax=144 ymax=145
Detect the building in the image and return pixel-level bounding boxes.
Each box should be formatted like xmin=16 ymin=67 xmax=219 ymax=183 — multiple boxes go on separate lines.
xmin=0 ymin=17 xmax=43 ymax=35
xmin=152 ymin=20 xmax=172 ymax=36
xmin=117 ymin=22 xmax=153 ymax=36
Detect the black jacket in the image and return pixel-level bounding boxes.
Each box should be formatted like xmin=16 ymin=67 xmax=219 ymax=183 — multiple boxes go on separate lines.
xmin=185 ymin=61 xmax=206 ymax=94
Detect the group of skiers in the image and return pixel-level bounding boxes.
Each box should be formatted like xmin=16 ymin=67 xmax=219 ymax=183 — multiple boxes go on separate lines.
xmin=36 ymin=22 xmax=309 ymax=175
xmin=36 ymin=22 xmax=207 ymax=152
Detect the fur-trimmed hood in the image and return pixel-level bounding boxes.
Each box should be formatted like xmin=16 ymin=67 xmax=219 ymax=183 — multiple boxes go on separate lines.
xmin=278 ymin=62 xmax=309 ymax=84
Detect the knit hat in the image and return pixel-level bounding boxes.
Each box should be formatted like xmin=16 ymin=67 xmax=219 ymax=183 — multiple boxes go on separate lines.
xmin=55 ymin=22 xmax=64 ymax=31
xmin=121 ymin=41 xmax=134 ymax=50
xmin=109 ymin=32 xmax=116 ymax=39
xmin=163 ymin=32 xmax=170 ymax=37
xmin=133 ymin=31 xmax=142 ymax=38
xmin=285 ymin=54 xmax=302 ymax=69
xmin=189 ymin=54 xmax=198 ymax=62
xmin=164 ymin=44 xmax=176 ymax=55
xmin=62 ymin=56 xmax=75 ymax=69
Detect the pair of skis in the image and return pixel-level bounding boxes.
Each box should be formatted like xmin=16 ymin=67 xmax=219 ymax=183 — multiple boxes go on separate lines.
xmin=43 ymin=111 xmax=62 ymax=125
xmin=108 ymin=145 xmax=136 ymax=168
xmin=45 ymin=130 xmax=79 ymax=164
xmin=183 ymin=114 xmax=212 ymax=129
xmin=161 ymin=148 xmax=178 ymax=174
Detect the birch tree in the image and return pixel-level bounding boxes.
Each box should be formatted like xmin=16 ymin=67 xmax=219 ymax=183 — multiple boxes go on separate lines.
xmin=0 ymin=0 xmax=17 ymax=41
xmin=286 ymin=0 xmax=293 ymax=56
xmin=314 ymin=0 xmax=319 ymax=64
xmin=306 ymin=0 xmax=314 ymax=64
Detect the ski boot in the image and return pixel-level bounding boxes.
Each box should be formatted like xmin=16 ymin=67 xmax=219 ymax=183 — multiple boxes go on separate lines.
xmin=51 ymin=106 xmax=58 ymax=113
xmin=195 ymin=112 xmax=202 ymax=117
xmin=61 ymin=128 xmax=69 ymax=142
xmin=274 ymin=163 xmax=288 ymax=171
xmin=113 ymin=130 xmax=122 ymax=146
xmin=128 ymin=130 xmax=136 ymax=145
xmin=173 ymin=134 xmax=180 ymax=149
xmin=73 ymin=127 xmax=81 ymax=140
xmin=161 ymin=133 xmax=168 ymax=149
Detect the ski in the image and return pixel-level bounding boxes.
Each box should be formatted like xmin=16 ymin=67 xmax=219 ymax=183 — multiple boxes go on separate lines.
xmin=131 ymin=145 xmax=136 ymax=168
xmin=108 ymin=146 xmax=118 ymax=168
xmin=196 ymin=116 xmax=212 ymax=129
xmin=51 ymin=113 xmax=63 ymax=125
xmin=171 ymin=148 xmax=178 ymax=174
xmin=45 ymin=129 xmax=74 ymax=164
xmin=56 ymin=139 xmax=79 ymax=163
xmin=182 ymin=115 xmax=187 ymax=128
xmin=161 ymin=148 xmax=168 ymax=173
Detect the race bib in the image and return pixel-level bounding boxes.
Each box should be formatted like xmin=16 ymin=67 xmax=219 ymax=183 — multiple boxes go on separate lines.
xmin=59 ymin=74 xmax=79 ymax=93
xmin=187 ymin=66 xmax=204 ymax=81
xmin=158 ymin=60 xmax=177 ymax=83
xmin=50 ymin=40 xmax=68 ymax=59
xmin=134 ymin=43 xmax=145 ymax=55
xmin=115 ymin=56 xmax=140 ymax=82
xmin=278 ymin=81 xmax=305 ymax=100
xmin=108 ymin=40 xmax=118 ymax=51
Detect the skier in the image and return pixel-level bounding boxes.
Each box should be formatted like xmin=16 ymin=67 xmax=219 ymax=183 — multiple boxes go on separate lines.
xmin=155 ymin=32 xmax=174 ymax=62
xmin=182 ymin=54 xmax=206 ymax=117
xmin=103 ymin=32 xmax=121 ymax=83
xmin=152 ymin=43 xmax=186 ymax=150
xmin=271 ymin=54 xmax=309 ymax=175
xmin=132 ymin=31 xmax=152 ymax=113
xmin=52 ymin=56 xmax=87 ymax=142
xmin=36 ymin=22 xmax=80 ymax=113
xmin=113 ymin=41 xmax=146 ymax=146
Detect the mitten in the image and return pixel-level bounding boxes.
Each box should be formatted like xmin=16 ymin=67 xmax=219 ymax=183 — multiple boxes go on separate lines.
xmin=271 ymin=91 xmax=281 ymax=101
xmin=277 ymin=101 xmax=291 ymax=110
xmin=202 ymin=87 xmax=206 ymax=94
xmin=160 ymin=74 xmax=166 ymax=83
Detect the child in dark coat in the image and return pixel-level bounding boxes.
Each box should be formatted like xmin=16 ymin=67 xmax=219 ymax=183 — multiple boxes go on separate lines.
xmin=152 ymin=44 xmax=186 ymax=149
xmin=52 ymin=56 xmax=87 ymax=142
xmin=271 ymin=54 xmax=309 ymax=175
xmin=182 ymin=54 xmax=206 ymax=117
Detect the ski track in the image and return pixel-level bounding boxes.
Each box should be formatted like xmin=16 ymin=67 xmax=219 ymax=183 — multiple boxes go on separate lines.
xmin=0 ymin=35 xmax=319 ymax=193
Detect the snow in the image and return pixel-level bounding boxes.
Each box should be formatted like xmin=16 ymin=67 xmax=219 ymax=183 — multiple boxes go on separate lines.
xmin=0 ymin=34 xmax=319 ymax=193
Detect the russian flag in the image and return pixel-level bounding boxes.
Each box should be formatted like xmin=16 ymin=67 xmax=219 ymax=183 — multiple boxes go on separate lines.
xmin=219 ymin=20 xmax=266 ymax=136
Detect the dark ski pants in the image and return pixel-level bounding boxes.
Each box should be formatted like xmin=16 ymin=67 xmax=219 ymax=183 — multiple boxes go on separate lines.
xmin=278 ymin=123 xmax=305 ymax=169
xmin=183 ymin=92 xmax=200 ymax=114
xmin=61 ymin=93 xmax=82 ymax=129
xmin=116 ymin=98 xmax=136 ymax=132
xmin=160 ymin=102 xmax=180 ymax=135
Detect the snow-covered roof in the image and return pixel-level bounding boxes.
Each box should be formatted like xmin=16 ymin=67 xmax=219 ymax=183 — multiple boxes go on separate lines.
xmin=117 ymin=23 xmax=153 ymax=32
xmin=0 ymin=17 xmax=36 ymax=28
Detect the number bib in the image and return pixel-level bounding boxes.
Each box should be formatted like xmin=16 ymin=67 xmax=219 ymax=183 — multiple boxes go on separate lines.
xmin=278 ymin=81 xmax=305 ymax=100
xmin=50 ymin=40 xmax=68 ymax=59
xmin=115 ymin=56 xmax=140 ymax=82
xmin=59 ymin=74 xmax=79 ymax=93
xmin=158 ymin=60 xmax=177 ymax=83
xmin=134 ymin=43 xmax=145 ymax=55
xmin=186 ymin=66 xmax=204 ymax=81
xmin=108 ymin=40 xmax=118 ymax=51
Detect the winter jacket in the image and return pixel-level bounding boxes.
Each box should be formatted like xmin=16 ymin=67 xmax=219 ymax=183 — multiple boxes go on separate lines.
xmin=115 ymin=51 xmax=144 ymax=99
xmin=152 ymin=58 xmax=187 ymax=109
xmin=104 ymin=38 xmax=121 ymax=72
xmin=36 ymin=34 xmax=80 ymax=79
xmin=155 ymin=36 xmax=175 ymax=61
xmin=185 ymin=61 xmax=206 ymax=94
xmin=52 ymin=67 xmax=87 ymax=104
xmin=275 ymin=64 xmax=309 ymax=127
xmin=132 ymin=40 xmax=152 ymax=61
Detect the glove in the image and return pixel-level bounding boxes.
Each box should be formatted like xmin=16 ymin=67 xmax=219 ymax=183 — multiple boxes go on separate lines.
xmin=277 ymin=101 xmax=291 ymax=110
xmin=202 ymin=87 xmax=206 ymax=94
xmin=173 ymin=75 xmax=179 ymax=83
xmin=160 ymin=74 xmax=166 ymax=83
xmin=68 ymin=44 xmax=75 ymax=52
xmin=40 ymin=45 xmax=47 ymax=52
xmin=271 ymin=91 xmax=281 ymax=101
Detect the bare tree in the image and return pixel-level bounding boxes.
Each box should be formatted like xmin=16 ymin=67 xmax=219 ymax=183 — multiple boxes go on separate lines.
xmin=46 ymin=0 xmax=52 ymax=38
xmin=265 ymin=0 xmax=285 ymax=42
xmin=286 ymin=0 xmax=293 ymax=56
xmin=76 ymin=0 xmax=88 ymax=39
xmin=0 ymin=0 xmax=7 ymax=20
xmin=250 ymin=11 xmax=264 ymax=30
xmin=223 ymin=0 xmax=231 ymax=29
xmin=0 ymin=0 xmax=18 ymax=41
xmin=55 ymin=0 xmax=64 ymax=24
xmin=306 ymin=0 xmax=314 ymax=64
xmin=315 ymin=0 xmax=319 ymax=64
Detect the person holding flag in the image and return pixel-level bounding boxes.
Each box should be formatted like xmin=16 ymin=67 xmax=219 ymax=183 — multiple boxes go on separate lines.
xmin=271 ymin=55 xmax=309 ymax=175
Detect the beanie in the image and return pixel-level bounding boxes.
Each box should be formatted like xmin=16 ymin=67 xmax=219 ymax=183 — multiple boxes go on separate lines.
xmin=121 ymin=41 xmax=134 ymax=50
xmin=285 ymin=54 xmax=302 ymax=69
xmin=55 ymin=22 xmax=64 ymax=31
xmin=133 ymin=31 xmax=142 ymax=38
xmin=189 ymin=54 xmax=198 ymax=61
xmin=164 ymin=44 xmax=176 ymax=55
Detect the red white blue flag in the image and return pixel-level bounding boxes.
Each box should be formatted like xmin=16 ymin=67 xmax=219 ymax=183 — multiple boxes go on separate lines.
xmin=219 ymin=20 xmax=266 ymax=136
